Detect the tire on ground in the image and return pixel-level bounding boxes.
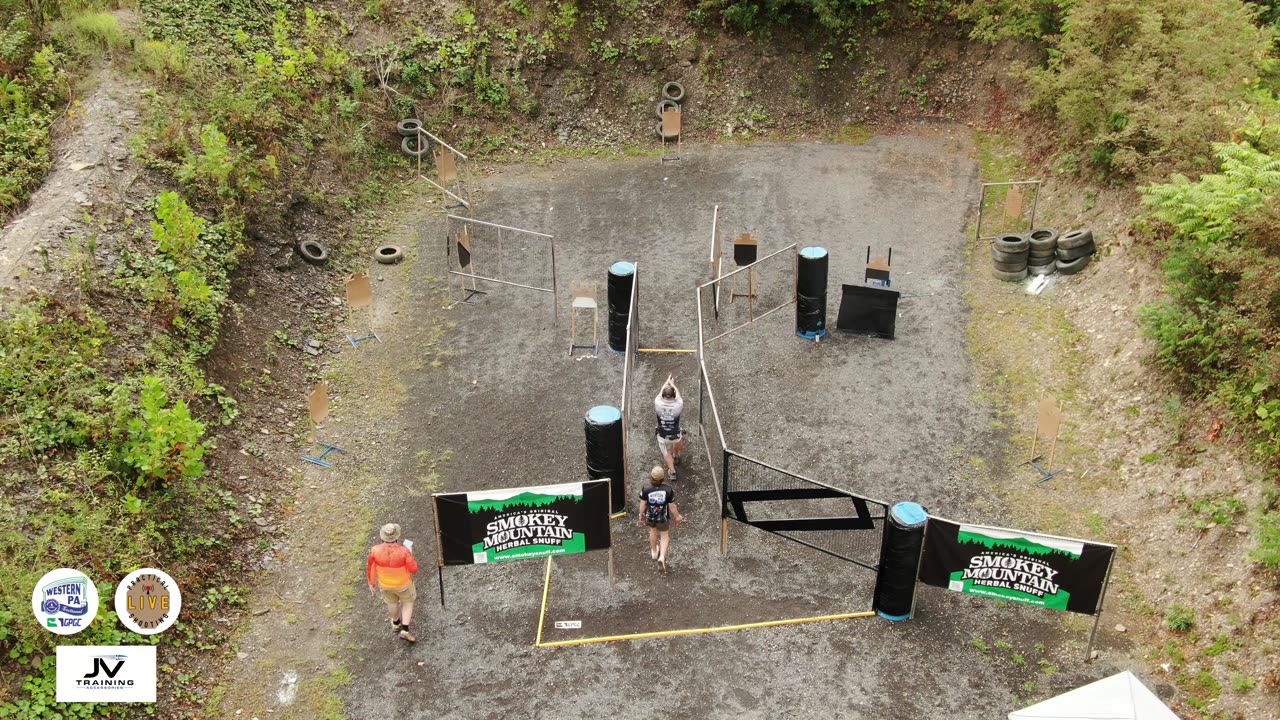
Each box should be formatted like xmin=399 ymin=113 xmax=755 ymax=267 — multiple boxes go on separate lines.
xmin=1057 ymin=254 xmax=1092 ymax=275
xmin=1029 ymin=262 xmax=1057 ymax=276
xmin=662 ymin=81 xmax=685 ymax=103
xmin=1027 ymin=253 xmax=1055 ymax=266
xmin=993 ymin=233 xmax=1030 ymax=253
xmin=1056 ymin=243 xmax=1096 ymax=261
xmin=401 ymin=135 xmax=429 ymax=158
xmin=397 ymin=118 xmax=423 ymax=137
xmin=993 ymin=267 xmax=1028 ymax=282
xmin=1029 ymin=248 xmax=1057 ymax=259
xmin=1028 ymin=227 xmax=1059 ymax=252
xmin=656 ymin=99 xmax=679 ymax=120
xmin=993 ymin=260 xmax=1028 ymax=273
xmin=1058 ymin=229 xmax=1094 ymax=249
xmin=297 ymin=240 xmax=329 ymax=265
xmin=374 ymin=245 xmax=404 ymax=265
xmin=991 ymin=247 xmax=1029 ymax=264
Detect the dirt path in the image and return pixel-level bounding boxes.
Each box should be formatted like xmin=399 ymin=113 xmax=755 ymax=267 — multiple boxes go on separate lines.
xmin=0 ymin=66 xmax=146 ymax=303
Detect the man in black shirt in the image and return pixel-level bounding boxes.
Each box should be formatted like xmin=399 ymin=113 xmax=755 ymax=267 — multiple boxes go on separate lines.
xmin=638 ymin=466 xmax=684 ymax=572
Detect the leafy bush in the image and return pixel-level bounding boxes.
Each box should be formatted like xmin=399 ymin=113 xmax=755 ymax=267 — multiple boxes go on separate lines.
xmin=1252 ymin=511 xmax=1280 ymax=567
xmin=120 ymin=375 xmax=208 ymax=487
xmin=1022 ymin=0 xmax=1277 ymax=179
xmin=1166 ymin=603 xmax=1197 ymax=631
xmin=955 ymin=0 xmax=1076 ymax=41
xmin=65 ymin=10 xmax=125 ymax=50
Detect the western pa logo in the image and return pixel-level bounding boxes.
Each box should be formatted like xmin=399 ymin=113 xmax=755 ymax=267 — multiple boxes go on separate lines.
xmin=56 ymin=645 xmax=157 ymax=703
xmin=31 ymin=568 xmax=99 ymax=636
xmin=115 ymin=568 xmax=182 ymax=636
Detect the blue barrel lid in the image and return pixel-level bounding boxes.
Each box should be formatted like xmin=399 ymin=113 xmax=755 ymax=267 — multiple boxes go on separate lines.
xmin=609 ymin=261 xmax=635 ymax=276
xmin=891 ymin=501 xmax=928 ymax=527
xmin=586 ymin=405 xmax=622 ymax=424
xmin=800 ymin=247 xmax=828 ymax=260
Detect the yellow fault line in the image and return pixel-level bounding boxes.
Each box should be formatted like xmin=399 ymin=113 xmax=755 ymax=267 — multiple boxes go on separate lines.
xmin=535 ymin=556 xmax=552 ymax=648
xmin=533 ymin=553 xmax=874 ymax=648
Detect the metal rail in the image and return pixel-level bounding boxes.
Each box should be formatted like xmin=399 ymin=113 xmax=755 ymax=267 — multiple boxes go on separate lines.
xmin=446 ymin=271 xmax=553 ymax=293
xmin=697 ymin=243 xmax=798 ymax=290
xmin=446 ymin=214 xmax=554 ymax=238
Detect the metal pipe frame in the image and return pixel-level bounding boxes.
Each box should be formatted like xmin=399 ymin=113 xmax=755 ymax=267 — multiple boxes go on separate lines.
xmin=446 ymin=271 xmax=553 ymax=293
xmin=704 ymin=299 xmax=795 ymax=344
xmin=446 ymin=214 xmax=554 ymax=238
xmin=697 ymin=243 xmax=798 ymax=291
xmin=975 ymin=179 xmax=1043 ymax=242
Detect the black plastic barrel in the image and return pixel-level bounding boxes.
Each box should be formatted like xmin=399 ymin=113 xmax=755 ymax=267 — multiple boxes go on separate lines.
xmin=872 ymin=501 xmax=928 ymax=621
xmin=796 ymin=246 xmax=828 ymax=339
xmin=607 ymin=261 xmax=635 ymax=353
xmin=585 ymin=405 xmax=625 ymax=514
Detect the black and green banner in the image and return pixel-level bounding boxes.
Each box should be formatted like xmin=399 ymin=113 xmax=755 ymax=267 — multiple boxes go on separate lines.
xmin=918 ymin=519 xmax=1115 ymax=615
xmin=434 ymin=481 xmax=611 ymax=566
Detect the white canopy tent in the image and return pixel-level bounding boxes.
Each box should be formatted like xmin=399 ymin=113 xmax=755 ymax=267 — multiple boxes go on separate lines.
xmin=1009 ymin=671 xmax=1179 ymax=720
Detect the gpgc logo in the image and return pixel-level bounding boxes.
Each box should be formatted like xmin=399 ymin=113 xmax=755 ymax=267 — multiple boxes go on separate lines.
xmin=31 ymin=568 xmax=99 ymax=635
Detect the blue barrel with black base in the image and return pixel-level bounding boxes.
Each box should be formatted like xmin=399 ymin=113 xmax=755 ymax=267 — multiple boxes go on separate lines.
xmin=872 ymin=501 xmax=928 ymax=621
xmin=607 ymin=261 xmax=635 ymax=353
xmin=585 ymin=405 xmax=625 ymax=515
xmin=796 ymin=247 xmax=828 ymax=339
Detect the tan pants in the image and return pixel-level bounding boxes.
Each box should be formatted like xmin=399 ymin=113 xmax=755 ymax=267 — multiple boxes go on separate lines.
xmin=381 ymin=581 xmax=417 ymax=604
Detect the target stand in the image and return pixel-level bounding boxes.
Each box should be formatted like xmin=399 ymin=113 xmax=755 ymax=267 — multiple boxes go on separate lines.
xmin=660 ymin=107 xmax=683 ymax=163
xmin=344 ymin=272 xmax=382 ymax=348
xmin=729 ymin=233 xmax=760 ymax=318
xmin=1021 ymin=393 xmax=1063 ymax=482
xmin=450 ymin=225 xmax=487 ymax=307
xmin=300 ymin=381 xmax=347 ymax=468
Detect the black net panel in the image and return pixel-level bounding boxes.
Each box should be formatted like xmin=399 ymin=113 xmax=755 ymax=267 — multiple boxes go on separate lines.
xmin=725 ymin=452 xmax=888 ymax=571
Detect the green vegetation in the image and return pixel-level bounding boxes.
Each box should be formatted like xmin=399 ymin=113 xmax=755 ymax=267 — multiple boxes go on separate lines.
xmin=1166 ymin=603 xmax=1198 ymax=632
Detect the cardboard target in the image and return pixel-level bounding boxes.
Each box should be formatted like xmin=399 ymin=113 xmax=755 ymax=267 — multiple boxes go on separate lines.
xmin=457 ymin=227 xmax=472 ymax=269
xmin=1036 ymin=395 xmax=1062 ymax=441
xmin=346 ymin=272 xmax=373 ymax=309
xmin=308 ymin=381 xmax=330 ymax=425
xmin=435 ymin=148 xmax=457 ymax=184
xmin=1006 ymin=184 xmax=1025 ymax=219
xmin=662 ymin=107 xmax=682 ymax=136
xmin=733 ymin=232 xmax=759 ymax=266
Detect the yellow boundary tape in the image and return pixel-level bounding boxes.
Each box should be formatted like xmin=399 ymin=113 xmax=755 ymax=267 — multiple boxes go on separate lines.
xmin=637 ymin=348 xmax=697 ymax=353
xmin=533 ymin=556 xmax=875 ymax=648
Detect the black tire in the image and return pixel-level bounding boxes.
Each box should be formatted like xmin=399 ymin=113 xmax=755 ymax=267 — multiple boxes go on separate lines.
xmin=993 ymin=267 xmax=1028 ymax=282
xmin=1057 ymin=254 xmax=1092 ymax=275
xmin=1029 ymin=247 xmax=1057 ymax=259
xmin=991 ymin=246 xmax=1028 ymax=264
xmin=297 ymin=240 xmax=329 ymax=265
xmin=401 ymin=135 xmax=429 ymax=158
xmin=656 ymin=121 xmax=678 ymax=139
xmin=1027 ymin=253 xmax=1056 ymax=266
xmin=374 ymin=245 xmax=404 ymax=265
xmin=1029 ymin=262 xmax=1057 ymax=276
xmin=396 ymin=118 xmax=423 ymax=137
xmin=1028 ymin=227 xmax=1059 ymax=252
xmin=1056 ymin=242 xmax=1096 ymax=261
xmin=993 ymin=233 xmax=1030 ymax=253
xmin=662 ymin=81 xmax=685 ymax=103
xmin=993 ymin=260 xmax=1027 ymax=273
xmin=1059 ymin=229 xmax=1094 ymax=249
xmin=656 ymin=99 xmax=680 ymax=120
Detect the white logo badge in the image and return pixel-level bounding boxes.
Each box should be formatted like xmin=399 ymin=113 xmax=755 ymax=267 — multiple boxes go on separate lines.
xmin=114 ymin=568 xmax=182 ymax=635
xmin=56 ymin=646 xmax=157 ymax=703
xmin=31 ymin=568 xmax=99 ymax=635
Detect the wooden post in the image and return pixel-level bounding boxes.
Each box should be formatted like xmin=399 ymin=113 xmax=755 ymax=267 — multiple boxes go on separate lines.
xmin=720 ymin=518 xmax=729 ymax=557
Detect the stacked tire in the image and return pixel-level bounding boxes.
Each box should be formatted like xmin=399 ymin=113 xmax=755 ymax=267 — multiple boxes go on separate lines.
xmin=655 ymin=81 xmax=685 ymax=139
xmin=1027 ymin=227 xmax=1059 ymax=276
xmin=1055 ymin=229 xmax=1096 ymax=275
xmin=991 ymin=233 xmax=1029 ymax=282
xmin=398 ymin=118 xmax=428 ymax=158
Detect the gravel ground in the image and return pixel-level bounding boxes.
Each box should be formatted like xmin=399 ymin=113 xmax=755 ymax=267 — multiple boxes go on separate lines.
xmin=341 ymin=132 xmax=1125 ymax=719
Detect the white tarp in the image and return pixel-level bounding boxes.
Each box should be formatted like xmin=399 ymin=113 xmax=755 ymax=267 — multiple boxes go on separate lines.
xmin=1009 ymin=671 xmax=1179 ymax=720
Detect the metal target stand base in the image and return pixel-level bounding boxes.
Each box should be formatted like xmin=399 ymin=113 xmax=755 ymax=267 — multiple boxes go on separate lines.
xmin=1020 ymin=455 xmax=1061 ymax=483
xmin=346 ymin=332 xmax=381 ymax=348
xmin=301 ymin=442 xmax=346 ymax=468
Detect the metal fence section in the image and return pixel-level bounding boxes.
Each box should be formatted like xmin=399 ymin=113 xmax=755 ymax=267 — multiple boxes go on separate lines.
xmin=975 ymin=180 xmax=1042 ymax=241
xmin=416 ymin=127 xmax=474 ymax=211
xmin=444 ymin=215 xmax=559 ymax=324
xmin=724 ymin=452 xmax=888 ymax=571
xmin=618 ymin=264 xmax=640 ymax=515
xmin=699 ymin=243 xmax=797 ymax=346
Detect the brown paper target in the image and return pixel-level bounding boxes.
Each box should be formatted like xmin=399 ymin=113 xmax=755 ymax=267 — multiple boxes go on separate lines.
xmin=662 ymin=107 xmax=682 ymax=137
xmin=435 ymin=148 xmax=457 ymax=184
xmin=346 ymin=272 xmax=373 ymax=309
xmin=1036 ymin=394 xmax=1063 ymax=441
xmin=1005 ymin=184 xmax=1025 ymax=219
xmin=307 ymin=380 xmax=330 ymax=442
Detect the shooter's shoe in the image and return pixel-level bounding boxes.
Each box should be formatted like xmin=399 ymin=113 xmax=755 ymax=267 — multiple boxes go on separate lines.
xmin=399 ymin=629 xmax=417 ymax=643
xmin=658 ymin=558 xmax=667 ymax=573
xmin=668 ymin=470 xmax=678 ymax=483
xmin=650 ymin=548 xmax=659 ymax=560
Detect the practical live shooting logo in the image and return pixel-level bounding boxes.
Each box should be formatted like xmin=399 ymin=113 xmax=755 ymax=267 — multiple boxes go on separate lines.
xmin=114 ymin=568 xmax=182 ymax=635
xmin=31 ymin=568 xmax=99 ymax=635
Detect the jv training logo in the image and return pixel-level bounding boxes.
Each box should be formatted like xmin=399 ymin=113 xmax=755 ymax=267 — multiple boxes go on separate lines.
xmin=115 ymin=568 xmax=182 ymax=635
xmin=56 ymin=646 xmax=157 ymax=703
xmin=31 ymin=568 xmax=99 ymax=635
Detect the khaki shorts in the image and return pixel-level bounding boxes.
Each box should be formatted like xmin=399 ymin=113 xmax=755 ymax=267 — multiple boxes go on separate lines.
xmin=657 ymin=434 xmax=680 ymax=456
xmin=381 ymin=581 xmax=417 ymax=604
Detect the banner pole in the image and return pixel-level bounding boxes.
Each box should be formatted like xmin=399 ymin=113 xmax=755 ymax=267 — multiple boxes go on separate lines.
xmin=720 ymin=518 xmax=728 ymax=557
xmin=437 ymin=565 xmax=446 ymax=609
xmin=1084 ymin=554 xmax=1116 ymax=663
xmin=431 ymin=496 xmax=445 ymax=609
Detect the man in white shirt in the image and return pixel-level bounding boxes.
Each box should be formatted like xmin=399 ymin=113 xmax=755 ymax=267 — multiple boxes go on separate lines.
xmin=654 ymin=374 xmax=685 ymax=482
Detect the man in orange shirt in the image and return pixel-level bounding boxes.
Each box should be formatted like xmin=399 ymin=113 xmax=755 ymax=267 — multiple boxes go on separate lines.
xmin=367 ymin=523 xmax=419 ymax=642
